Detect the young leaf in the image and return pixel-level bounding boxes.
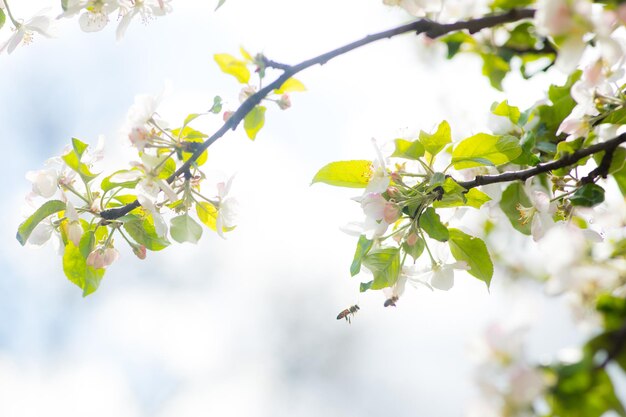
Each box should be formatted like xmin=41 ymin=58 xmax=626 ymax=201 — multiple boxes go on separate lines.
xmin=350 ymin=235 xmax=373 ymax=276
xmin=62 ymin=147 xmax=98 ymax=183
xmin=196 ymin=202 xmax=218 ymax=231
xmin=209 ymin=96 xmax=223 ymax=114
xmin=452 ymin=134 xmax=521 ymax=169
xmin=101 ymin=169 xmax=140 ymax=192
xmin=71 ymin=137 xmax=89 ymax=158
xmin=448 ymin=228 xmax=493 ymax=288
xmin=214 ymin=53 xmax=250 ymax=84
xmin=170 ymin=214 xmax=203 ymax=244
xmin=362 ymin=248 xmax=401 ymax=290
xmin=123 ymin=214 xmax=170 ymax=251
xmin=392 ymin=138 xmax=425 ymax=160
xmin=419 ymin=120 xmax=451 ymax=156
xmin=62 ymin=242 xmax=105 ymax=297
xmin=243 ymin=105 xmax=266 ymax=140
xmin=274 ymin=78 xmax=306 ymax=94
xmin=492 ymin=100 xmax=520 ymax=124
xmin=215 ymin=0 xmax=226 ymax=10
xmin=418 ymin=207 xmax=449 ymax=242
xmin=0 ymin=9 xmax=4 ymax=30
xmin=499 ymin=182 xmax=531 ymax=235
xmin=16 ymin=200 xmax=66 ymax=245
xmin=570 ymin=184 xmax=605 ymax=207
xmin=402 ymin=237 xmax=425 ymax=261
xmin=311 ymin=160 xmax=373 ymax=188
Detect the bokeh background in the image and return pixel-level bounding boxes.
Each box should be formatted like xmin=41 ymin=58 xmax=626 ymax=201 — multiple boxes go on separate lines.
xmin=0 ymin=1 xmax=623 ymax=416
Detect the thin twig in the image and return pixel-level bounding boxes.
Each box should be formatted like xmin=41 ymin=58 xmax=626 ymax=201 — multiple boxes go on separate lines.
xmin=456 ymin=133 xmax=626 ymax=190
xmin=100 ymin=8 xmax=536 ymax=220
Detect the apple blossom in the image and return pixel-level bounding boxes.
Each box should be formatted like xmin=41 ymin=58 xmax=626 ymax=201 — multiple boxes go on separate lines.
xmin=65 ymin=201 xmax=83 ymax=246
xmin=116 ymin=0 xmax=172 ymax=40
xmin=86 ymin=246 xmax=119 ymax=269
xmin=0 ymin=10 xmax=57 ymax=54
xmin=215 ymin=175 xmax=238 ymax=238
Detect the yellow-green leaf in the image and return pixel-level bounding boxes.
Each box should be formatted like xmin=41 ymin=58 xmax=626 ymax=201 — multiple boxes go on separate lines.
xmin=214 ymin=53 xmax=250 ymax=84
xmin=274 ymin=78 xmax=306 ymax=94
xmin=243 ymin=106 xmax=266 ymax=140
xmin=312 ymin=160 xmax=373 ymax=188
xmin=196 ymin=202 xmax=218 ymax=231
xmin=452 ymin=133 xmax=521 ymax=169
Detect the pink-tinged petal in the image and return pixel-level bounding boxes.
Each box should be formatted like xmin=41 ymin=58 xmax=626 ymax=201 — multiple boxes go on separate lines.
xmin=67 ymin=222 xmax=83 ymax=246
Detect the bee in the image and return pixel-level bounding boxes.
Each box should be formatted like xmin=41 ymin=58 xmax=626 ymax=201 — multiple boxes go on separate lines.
xmin=336 ymin=305 xmax=360 ymax=323
xmin=384 ymin=296 xmax=399 ymax=307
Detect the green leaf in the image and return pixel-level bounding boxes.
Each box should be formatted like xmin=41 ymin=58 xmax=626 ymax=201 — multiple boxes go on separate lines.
xmin=61 ymin=0 xmax=69 ymax=11
xmin=359 ymin=280 xmax=374 ymax=292
xmin=350 ymin=235 xmax=373 ymax=276
xmin=491 ymin=0 xmax=533 ymax=10
xmin=122 ymin=214 xmax=170 ymax=251
xmin=464 ymin=189 xmax=492 ymax=209
xmin=196 ymin=202 xmax=218 ymax=231
xmin=392 ymin=138 xmax=425 ymax=160
xmin=215 ymin=0 xmax=226 ymax=10
xmin=402 ymin=236 xmax=425 ymax=261
xmin=452 ymin=133 xmax=521 ymax=169
xmin=440 ymin=32 xmax=475 ymax=59
xmin=311 ymin=160 xmax=373 ymax=188
xmin=62 ymin=147 xmax=98 ymax=183
xmin=71 ymin=137 xmax=89 ymax=158
xmin=62 ymin=242 xmax=106 ymax=297
xmin=16 ymin=200 xmax=66 ymax=245
xmin=548 ymin=360 xmax=626 ymax=417
xmin=209 ymin=96 xmax=223 ymax=114
xmin=448 ymin=228 xmax=493 ymax=288
xmin=418 ymin=207 xmax=449 ymax=242
xmin=214 ymin=53 xmax=250 ymax=83
xmin=78 ymin=229 xmax=96 ymax=259
xmin=274 ymin=78 xmax=306 ymax=94
xmin=243 ymin=105 xmax=266 ymax=140
xmin=170 ymin=214 xmax=203 ymax=244
xmin=419 ymin=120 xmax=451 ymax=156
xmin=0 ymin=9 xmax=6 ymax=31
xmin=499 ymin=182 xmax=531 ymax=235
xmin=570 ymin=184 xmax=605 ymax=207
xmin=362 ymin=248 xmax=401 ymax=290
xmin=491 ymin=100 xmax=520 ymax=124
xmin=602 ymin=107 xmax=626 ymax=125
xmin=481 ymin=53 xmax=510 ymax=91
xmin=100 ymin=170 xmax=140 ymax=192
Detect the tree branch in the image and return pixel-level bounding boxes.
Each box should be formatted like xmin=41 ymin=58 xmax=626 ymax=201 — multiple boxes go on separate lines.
xmin=101 ymin=8 xmax=536 ymax=220
xmin=456 ymin=133 xmax=626 ymax=190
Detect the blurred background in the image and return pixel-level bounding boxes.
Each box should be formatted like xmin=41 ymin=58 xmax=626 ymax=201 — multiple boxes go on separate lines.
xmin=0 ymin=1 xmax=622 ymax=416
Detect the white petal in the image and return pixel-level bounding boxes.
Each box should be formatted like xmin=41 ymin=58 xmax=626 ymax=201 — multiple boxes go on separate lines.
xmin=28 ymin=221 xmax=54 ymax=245
xmin=116 ymin=11 xmax=134 ymax=40
xmin=431 ymin=267 xmax=454 ymax=291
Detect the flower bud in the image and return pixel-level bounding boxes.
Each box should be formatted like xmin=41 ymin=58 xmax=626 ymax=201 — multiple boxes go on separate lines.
xmin=277 ymin=94 xmax=291 ymax=110
xmin=133 ymin=244 xmax=147 ymax=260
xmin=406 ymin=232 xmax=418 ymax=247
xmin=383 ymin=202 xmax=401 ymax=224
xmin=223 ymin=111 xmax=234 ymax=122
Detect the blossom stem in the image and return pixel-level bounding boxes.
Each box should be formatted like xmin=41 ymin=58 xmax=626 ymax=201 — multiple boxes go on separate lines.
xmin=190 ymin=188 xmax=219 ymax=206
xmin=419 ymin=230 xmax=436 ymax=265
xmin=63 ymin=184 xmax=91 ymax=204
xmin=3 ymin=0 xmax=21 ymax=28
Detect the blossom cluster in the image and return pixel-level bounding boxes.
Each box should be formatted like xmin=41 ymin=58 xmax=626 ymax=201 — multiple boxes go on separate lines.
xmin=468 ymin=324 xmax=546 ymax=417
xmin=0 ymin=0 xmax=173 ymax=55
xmin=19 ymin=90 xmax=238 ymax=295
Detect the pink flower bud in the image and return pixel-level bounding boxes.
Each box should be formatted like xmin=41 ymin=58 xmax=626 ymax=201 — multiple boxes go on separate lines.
xmin=386 ymin=186 xmax=399 ymax=197
xmin=383 ymin=202 xmax=401 ymax=224
xmin=223 ymin=111 xmax=234 ymax=122
xmin=390 ymin=172 xmax=401 ymax=183
xmin=133 ymin=245 xmax=147 ymax=260
xmin=86 ymin=247 xmax=119 ymax=269
xmin=406 ymin=232 xmax=418 ymax=247
xmin=277 ymin=94 xmax=291 ymax=110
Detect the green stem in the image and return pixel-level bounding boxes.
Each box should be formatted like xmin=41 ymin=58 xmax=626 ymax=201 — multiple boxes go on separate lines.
xmin=64 ymin=184 xmax=90 ymax=204
xmin=3 ymin=0 xmax=21 ymax=28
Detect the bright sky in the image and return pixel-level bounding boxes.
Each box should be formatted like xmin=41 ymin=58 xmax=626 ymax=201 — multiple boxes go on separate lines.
xmin=0 ymin=1 xmax=623 ymax=416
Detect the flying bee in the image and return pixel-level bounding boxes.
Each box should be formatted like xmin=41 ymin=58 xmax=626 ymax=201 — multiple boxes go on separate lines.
xmin=384 ymin=296 xmax=399 ymax=307
xmin=336 ymin=305 xmax=360 ymax=323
